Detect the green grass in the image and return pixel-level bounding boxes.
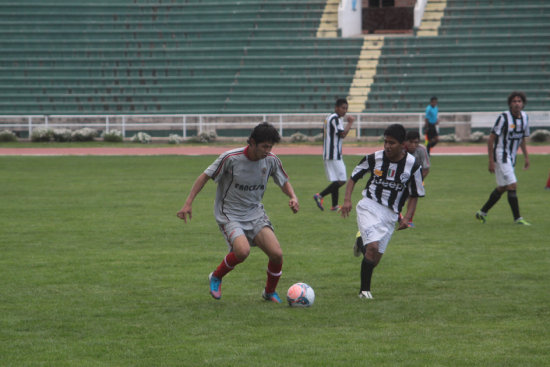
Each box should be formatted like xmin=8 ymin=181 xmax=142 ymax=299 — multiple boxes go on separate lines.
xmin=1 ymin=154 xmax=549 ymax=366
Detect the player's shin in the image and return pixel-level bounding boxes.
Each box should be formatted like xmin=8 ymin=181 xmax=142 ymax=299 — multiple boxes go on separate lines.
xmin=361 ymin=258 xmax=375 ymax=292
xmin=481 ymin=188 xmax=503 ymax=213
xmin=507 ymin=190 xmax=521 ymax=220
xmin=265 ymin=260 xmax=282 ymax=294
xmin=213 ymin=252 xmax=242 ymax=279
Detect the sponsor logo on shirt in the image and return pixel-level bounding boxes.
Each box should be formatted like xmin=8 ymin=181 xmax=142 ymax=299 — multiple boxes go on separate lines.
xmin=373 ymin=176 xmax=405 ymax=191
xmin=508 ymin=131 xmax=525 ymax=139
xmin=234 ymin=183 xmax=265 ymax=191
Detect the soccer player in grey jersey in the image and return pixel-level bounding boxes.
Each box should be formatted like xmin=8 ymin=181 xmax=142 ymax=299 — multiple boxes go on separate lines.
xmin=341 ymin=124 xmax=425 ymax=299
xmin=476 ymin=91 xmax=531 ymax=225
xmin=177 ymin=122 xmax=299 ymax=303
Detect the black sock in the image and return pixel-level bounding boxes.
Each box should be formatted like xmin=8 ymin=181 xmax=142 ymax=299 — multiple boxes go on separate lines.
xmin=507 ymin=190 xmax=521 ymax=220
xmin=360 ymin=258 xmax=375 ymax=292
xmin=320 ymin=181 xmax=337 ymax=197
xmin=331 ymin=186 xmax=339 ymax=207
xmin=320 ymin=182 xmax=341 ymax=205
xmin=481 ymin=188 xmax=503 ymax=213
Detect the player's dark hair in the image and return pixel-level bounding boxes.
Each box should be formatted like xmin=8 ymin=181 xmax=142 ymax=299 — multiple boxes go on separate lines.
xmin=384 ymin=124 xmax=406 ymax=143
xmin=248 ymin=122 xmax=281 ymax=144
xmin=406 ymin=130 xmax=420 ymax=141
xmin=430 ymin=96 xmax=438 ymax=102
xmin=335 ymin=98 xmax=348 ymax=107
xmin=508 ymin=91 xmax=527 ymax=106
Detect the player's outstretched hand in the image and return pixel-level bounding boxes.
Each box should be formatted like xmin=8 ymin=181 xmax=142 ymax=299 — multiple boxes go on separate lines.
xmin=177 ymin=204 xmax=192 ymax=223
xmin=488 ymin=161 xmax=495 ymax=174
xmin=397 ymin=220 xmax=409 ymax=231
xmin=289 ymin=198 xmax=299 ymax=214
xmin=340 ymin=202 xmax=352 ymax=218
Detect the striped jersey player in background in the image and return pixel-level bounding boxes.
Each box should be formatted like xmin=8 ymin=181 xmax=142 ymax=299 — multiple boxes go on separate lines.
xmin=313 ymin=98 xmax=355 ymax=211
xmin=475 ymin=91 xmax=531 ymax=225
xmin=341 ymin=124 xmax=425 ymax=299
xmin=177 ymin=122 xmax=300 ymax=303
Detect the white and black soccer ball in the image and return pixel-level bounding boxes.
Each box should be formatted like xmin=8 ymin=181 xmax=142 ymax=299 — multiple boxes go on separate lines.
xmin=287 ymin=282 xmax=315 ymax=307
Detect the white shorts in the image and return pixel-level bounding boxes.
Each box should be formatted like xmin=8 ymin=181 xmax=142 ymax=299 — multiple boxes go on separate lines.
xmin=218 ymin=215 xmax=273 ymax=250
xmin=495 ymin=160 xmax=517 ymax=187
xmin=356 ymin=197 xmax=398 ymax=254
xmin=324 ymin=159 xmax=347 ymax=182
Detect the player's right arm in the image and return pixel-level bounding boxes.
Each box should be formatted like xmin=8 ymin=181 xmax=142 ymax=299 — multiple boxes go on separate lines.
xmin=177 ymin=172 xmax=211 ymax=223
xmin=340 ymin=178 xmax=356 ymax=218
xmin=487 ymin=133 xmax=496 ymax=173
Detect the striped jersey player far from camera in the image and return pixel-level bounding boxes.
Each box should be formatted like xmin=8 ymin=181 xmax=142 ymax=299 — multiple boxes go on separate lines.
xmin=350 ymin=150 xmax=425 ymax=214
xmin=492 ymin=110 xmax=530 ymax=166
xmin=323 ymin=112 xmax=346 ymax=160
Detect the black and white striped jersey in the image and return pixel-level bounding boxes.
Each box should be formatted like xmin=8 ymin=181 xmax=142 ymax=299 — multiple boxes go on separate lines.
xmin=323 ymin=112 xmax=345 ymax=160
xmin=491 ymin=110 xmax=530 ymax=166
xmin=350 ymin=150 xmax=425 ymax=214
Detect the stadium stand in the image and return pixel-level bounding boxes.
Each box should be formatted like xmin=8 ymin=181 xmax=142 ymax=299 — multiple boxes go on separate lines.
xmin=0 ymin=0 xmax=548 ymax=116
xmin=0 ymin=0 xmax=361 ymax=114
xmin=365 ymin=0 xmax=550 ymax=112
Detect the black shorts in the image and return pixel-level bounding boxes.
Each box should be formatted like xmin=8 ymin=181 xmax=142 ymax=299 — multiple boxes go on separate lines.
xmin=425 ymin=124 xmax=438 ymax=140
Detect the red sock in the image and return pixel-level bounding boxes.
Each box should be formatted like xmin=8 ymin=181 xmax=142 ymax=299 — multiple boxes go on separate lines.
xmin=213 ymin=252 xmax=242 ymax=279
xmin=265 ymin=260 xmax=282 ymax=294
xmin=546 ymin=172 xmax=550 ymax=188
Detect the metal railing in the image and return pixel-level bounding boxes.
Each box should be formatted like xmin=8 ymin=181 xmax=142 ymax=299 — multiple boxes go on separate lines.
xmin=1 ymin=111 xmax=548 ymax=139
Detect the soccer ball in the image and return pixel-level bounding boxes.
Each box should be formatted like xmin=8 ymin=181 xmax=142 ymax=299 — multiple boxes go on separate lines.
xmin=286 ymin=282 xmax=315 ymax=307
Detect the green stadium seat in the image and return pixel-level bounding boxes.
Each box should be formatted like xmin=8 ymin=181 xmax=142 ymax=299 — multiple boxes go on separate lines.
xmin=364 ymin=0 xmax=550 ymax=112
xmin=2 ymin=0 xmax=548 ymax=115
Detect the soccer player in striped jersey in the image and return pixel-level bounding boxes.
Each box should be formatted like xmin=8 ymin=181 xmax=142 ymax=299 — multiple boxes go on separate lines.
xmin=341 ymin=124 xmax=425 ymax=299
xmin=177 ymin=122 xmax=300 ymax=303
xmin=313 ymin=98 xmax=354 ymax=211
xmin=475 ymin=91 xmax=531 ymax=225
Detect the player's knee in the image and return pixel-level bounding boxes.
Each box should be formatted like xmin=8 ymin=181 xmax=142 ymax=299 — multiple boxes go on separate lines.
xmin=233 ymin=246 xmax=251 ymax=261
xmin=364 ymin=244 xmax=379 ymax=262
xmin=269 ymin=249 xmax=283 ymax=264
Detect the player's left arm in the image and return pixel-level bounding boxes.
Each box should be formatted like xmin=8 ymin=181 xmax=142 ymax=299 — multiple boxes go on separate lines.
xmin=399 ymin=196 xmax=418 ymax=230
xmin=422 ymin=167 xmax=429 ymax=179
xmin=280 ymin=181 xmax=299 ymax=213
xmin=421 ymin=148 xmax=430 ymax=178
xmin=520 ymin=138 xmax=530 ymax=170
xmin=340 ymin=115 xmax=355 ymax=138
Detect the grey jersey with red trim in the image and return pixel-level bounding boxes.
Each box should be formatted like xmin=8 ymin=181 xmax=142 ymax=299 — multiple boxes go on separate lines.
xmin=204 ymin=146 xmax=289 ymax=223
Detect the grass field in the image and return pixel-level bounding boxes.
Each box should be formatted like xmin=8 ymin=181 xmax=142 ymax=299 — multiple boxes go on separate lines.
xmin=1 ymin=153 xmax=549 ymax=366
